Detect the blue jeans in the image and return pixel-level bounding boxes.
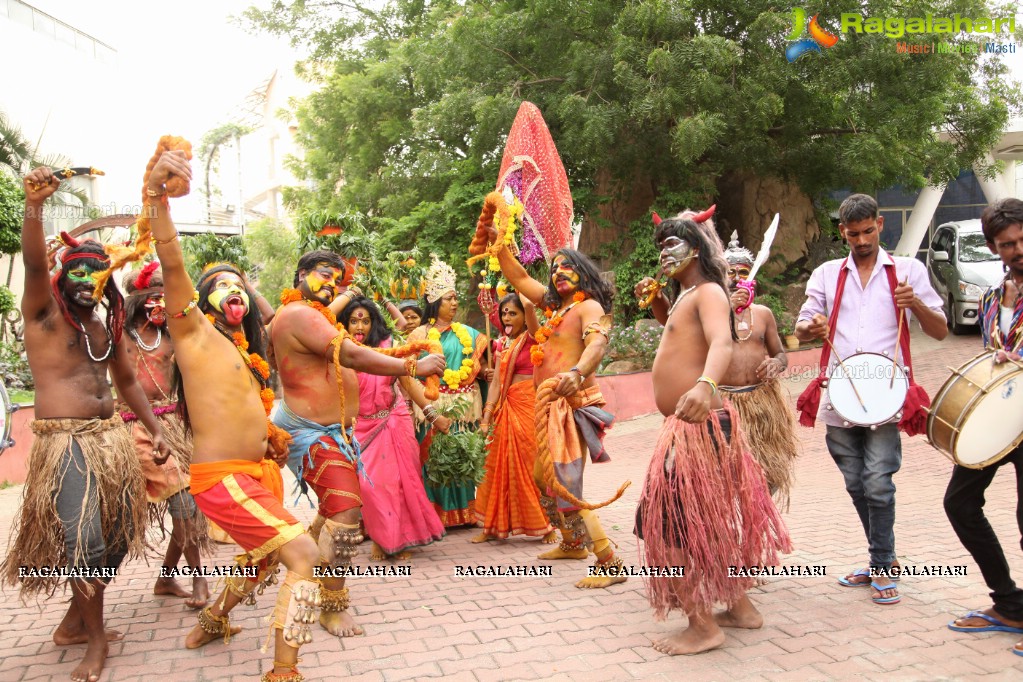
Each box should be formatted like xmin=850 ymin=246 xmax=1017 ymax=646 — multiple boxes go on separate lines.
xmin=825 ymin=424 xmax=901 ymax=569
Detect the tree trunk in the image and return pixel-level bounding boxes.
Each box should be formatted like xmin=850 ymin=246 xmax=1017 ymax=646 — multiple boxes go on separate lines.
xmin=714 ymin=172 xmax=820 ymax=279
xmin=578 ymin=167 xmax=656 ymax=271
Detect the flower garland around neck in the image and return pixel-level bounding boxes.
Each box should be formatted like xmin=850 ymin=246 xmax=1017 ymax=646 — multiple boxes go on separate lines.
xmin=280 ymin=287 xmax=338 ymax=326
xmin=427 ymin=319 xmax=476 ymax=389
xmin=531 ymin=291 xmax=588 ymax=366
xmin=205 ymin=313 xmax=274 ymax=416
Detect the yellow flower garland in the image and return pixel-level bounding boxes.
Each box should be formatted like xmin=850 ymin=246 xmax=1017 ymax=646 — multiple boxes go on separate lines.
xmin=428 ymin=322 xmax=476 ymax=389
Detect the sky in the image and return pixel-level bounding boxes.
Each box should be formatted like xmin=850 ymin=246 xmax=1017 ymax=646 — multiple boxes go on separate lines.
xmin=0 ymin=0 xmax=304 ymax=217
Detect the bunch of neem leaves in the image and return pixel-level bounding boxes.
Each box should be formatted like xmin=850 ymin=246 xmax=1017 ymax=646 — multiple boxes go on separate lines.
xmin=424 ymin=394 xmax=487 ymax=487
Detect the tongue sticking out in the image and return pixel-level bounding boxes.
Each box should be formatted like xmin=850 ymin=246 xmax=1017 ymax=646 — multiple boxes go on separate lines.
xmin=503 ymin=325 xmax=512 ymax=336
xmin=224 ymin=300 xmax=247 ymax=326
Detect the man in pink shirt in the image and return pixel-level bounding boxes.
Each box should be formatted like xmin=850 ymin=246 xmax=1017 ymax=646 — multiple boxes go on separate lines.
xmin=795 ymin=193 xmax=946 ymax=606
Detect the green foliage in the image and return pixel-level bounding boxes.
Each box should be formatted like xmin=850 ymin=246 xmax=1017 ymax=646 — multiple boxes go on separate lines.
xmin=0 ymin=340 xmax=32 ymax=391
xmin=180 ymin=233 xmax=253 ymax=283
xmin=756 ymin=292 xmax=793 ymax=337
xmin=599 ymin=322 xmax=662 ymax=374
xmin=423 ymin=396 xmax=487 ymax=486
xmin=249 ymin=0 xmax=1020 ymax=279
xmin=0 ymin=173 xmax=23 ymax=255
xmin=0 ymin=285 xmax=15 ymax=316
xmin=243 ymin=219 xmax=300 ymax=304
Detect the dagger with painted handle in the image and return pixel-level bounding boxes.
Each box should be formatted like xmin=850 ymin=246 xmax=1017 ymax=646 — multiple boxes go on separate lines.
xmin=734 ymin=212 xmax=779 ymax=315
xmin=27 ymin=166 xmax=104 ymax=190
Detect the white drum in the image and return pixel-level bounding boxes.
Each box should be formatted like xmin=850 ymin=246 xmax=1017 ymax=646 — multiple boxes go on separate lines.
xmin=826 ymin=352 xmax=909 ymax=427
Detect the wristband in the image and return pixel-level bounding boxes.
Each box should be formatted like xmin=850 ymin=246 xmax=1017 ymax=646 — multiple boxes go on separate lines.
xmin=569 ymin=366 xmax=584 ymax=378
xmin=696 ymin=375 xmax=718 ymax=396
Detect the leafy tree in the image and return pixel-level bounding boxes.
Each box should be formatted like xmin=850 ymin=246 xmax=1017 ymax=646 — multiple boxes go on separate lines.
xmin=248 ymin=0 xmax=1021 ymax=280
xmin=0 ymin=173 xmax=23 ymax=256
xmin=243 ymin=218 xmax=300 ymax=303
xmin=180 ymin=232 xmax=253 ymax=283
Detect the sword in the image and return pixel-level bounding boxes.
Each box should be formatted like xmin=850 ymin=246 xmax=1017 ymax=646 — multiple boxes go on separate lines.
xmin=735 ymin=212 xmax=779 ymax=314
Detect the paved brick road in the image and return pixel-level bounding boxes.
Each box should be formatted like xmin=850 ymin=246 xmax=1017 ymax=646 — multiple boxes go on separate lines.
xmin=1 ymin=326 xmax=1022 ymax=681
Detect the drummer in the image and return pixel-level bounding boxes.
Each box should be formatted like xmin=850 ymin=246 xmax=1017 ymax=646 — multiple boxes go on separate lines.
xmin=945 ymin=197 xmax=1023 ymax=652
xmin=795 ymin=193 xmax=946 ymax=606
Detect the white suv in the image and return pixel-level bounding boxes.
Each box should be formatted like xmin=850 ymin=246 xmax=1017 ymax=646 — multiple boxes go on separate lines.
xmin=926 ymin=219 xmax=1004 ymax=334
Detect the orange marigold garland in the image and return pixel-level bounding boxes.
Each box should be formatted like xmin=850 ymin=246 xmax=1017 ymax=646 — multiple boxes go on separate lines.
xmin=529 ymin=293 xmax=588 ymax=366
xmin=279 ymin=288 xmax=442 ymax=401
xmin=202 ymin=312 xmax=289 ymax=453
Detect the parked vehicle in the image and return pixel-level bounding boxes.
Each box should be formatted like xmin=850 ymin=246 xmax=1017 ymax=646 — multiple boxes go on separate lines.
xmin=926 ymin=219 xmax=1004 ymax=334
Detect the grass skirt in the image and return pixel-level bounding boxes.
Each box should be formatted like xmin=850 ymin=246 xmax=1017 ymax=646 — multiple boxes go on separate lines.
xmin=1 ymin=416 xmax=146 ymax=599
xmin=636 ymin=406 xmax=792 ymax=618
xmin=722 ymin=379 xmax=799 ymax=510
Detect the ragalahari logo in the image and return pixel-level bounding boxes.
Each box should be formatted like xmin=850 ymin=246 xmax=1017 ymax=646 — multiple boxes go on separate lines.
xmin=786 ymin=8 xmax=839 ymax=62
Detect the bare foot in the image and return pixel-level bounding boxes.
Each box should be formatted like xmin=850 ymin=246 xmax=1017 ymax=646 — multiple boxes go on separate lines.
xmin=153 ymin=576 xmax=191 ymax=599
xmin=185 ymin=578 xmax=210 ymax=609
xmin=576 ymin=573 xmax=627 ymax=589
xmin=370 ymin=542 xmax=385 ymax=561
xmin=652 ymin=626 xmax=725 ymax=655
xmin=184 ymin=621 xmax=242 ymax=649
xmin=319 ymin=609 xmax=364 ymax=637
xmin=388 ymin=550 xmax=412 ymax=561
xmin=541 ymin=530 xmax=557 ymax=544
xmin=538 ymin=545 xmax=588 ymax=560
xmin=70 ymin=640 xmax=108 ymax=682
xmin=714 ymin=605 xmax=763 ymax=629
xmin=52 ymin=628 xmax=124 ymax=647
xmin=471 ymin=532 xmax=493 ymax=544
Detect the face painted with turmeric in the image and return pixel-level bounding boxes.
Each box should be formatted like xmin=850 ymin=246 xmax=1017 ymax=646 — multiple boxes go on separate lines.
xmin=208 ymin=273 xmax=250 ymax=327
xmin=301 ymin=262 xmax=343 ymax=304
xmin=346 ymin=306 xmax=372 ymax=344
xmin=551 ymin=257 xmax=580 ymax=294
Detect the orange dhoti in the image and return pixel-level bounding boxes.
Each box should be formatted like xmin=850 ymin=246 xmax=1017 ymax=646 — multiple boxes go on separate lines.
xmin=475 ymin=380 xmax=551 ymax=538
xmin=190 ymin=459 xmax=304 ymax=561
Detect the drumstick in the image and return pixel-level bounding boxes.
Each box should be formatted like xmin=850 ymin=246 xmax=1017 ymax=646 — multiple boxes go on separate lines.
xmin=890 ymin=279 xmax=908 ymax=388
xmin=823 ymin=337 xmax=869 ymax=413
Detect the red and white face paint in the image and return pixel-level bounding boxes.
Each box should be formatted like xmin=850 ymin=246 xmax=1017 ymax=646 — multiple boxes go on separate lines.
xmin=144 ymin=293 xmax=167 ymax=326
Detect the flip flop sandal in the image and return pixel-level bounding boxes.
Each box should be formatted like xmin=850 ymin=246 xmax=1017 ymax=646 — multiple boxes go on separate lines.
xmin=948 ymin=610 xmax=1023 ymax=634
xmin=837 ymin=568 xmax=871 ymax=587
xmin=871 ymin=581 xmax=900 ymax=605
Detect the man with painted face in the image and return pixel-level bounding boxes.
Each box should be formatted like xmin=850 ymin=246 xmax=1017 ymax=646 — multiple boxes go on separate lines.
xmin=633 ymin=215 xmax=791 ymax=656
xmin=796 ymin=193 xmax=946 ymax=607
xmin=121 ymin=262 xmax=210 ymax=609
xmin=271 ymin=250 xmax=446 ymax=638
xmin=488 ymin=236 xmax=626 ymax=589
xmin=717 ymin=233 xmax=798 ymax=508
xmin=0 ymin=167 xmax=167 ymax=682
xmin=143 ymin=150 xmax=327 ymax=682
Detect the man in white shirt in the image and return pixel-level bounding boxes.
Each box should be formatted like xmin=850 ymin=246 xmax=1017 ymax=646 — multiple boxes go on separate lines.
xmin=795 ymin=193 xmax=946 ymax=606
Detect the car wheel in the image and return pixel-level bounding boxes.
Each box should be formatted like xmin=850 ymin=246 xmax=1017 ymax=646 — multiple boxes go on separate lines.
xmin=948 ymin=296 xmax=970 ymax=335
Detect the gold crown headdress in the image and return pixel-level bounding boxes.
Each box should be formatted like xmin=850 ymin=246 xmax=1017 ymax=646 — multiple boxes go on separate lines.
xmin=424 ymin=255 xmax=457 ymax=303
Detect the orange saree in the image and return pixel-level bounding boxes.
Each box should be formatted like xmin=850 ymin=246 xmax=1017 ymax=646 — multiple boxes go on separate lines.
xmin=474 ymin=335 xmax=552 ymax=538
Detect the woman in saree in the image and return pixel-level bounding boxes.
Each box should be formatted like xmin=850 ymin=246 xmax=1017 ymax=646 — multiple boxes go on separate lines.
xmin=473 ymin=293 xmax=554 ymax=543
xmin=338 ymin=297 xmax=448 ymax=559
xmin=406 ymin=257 xmax=488 ymax=527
